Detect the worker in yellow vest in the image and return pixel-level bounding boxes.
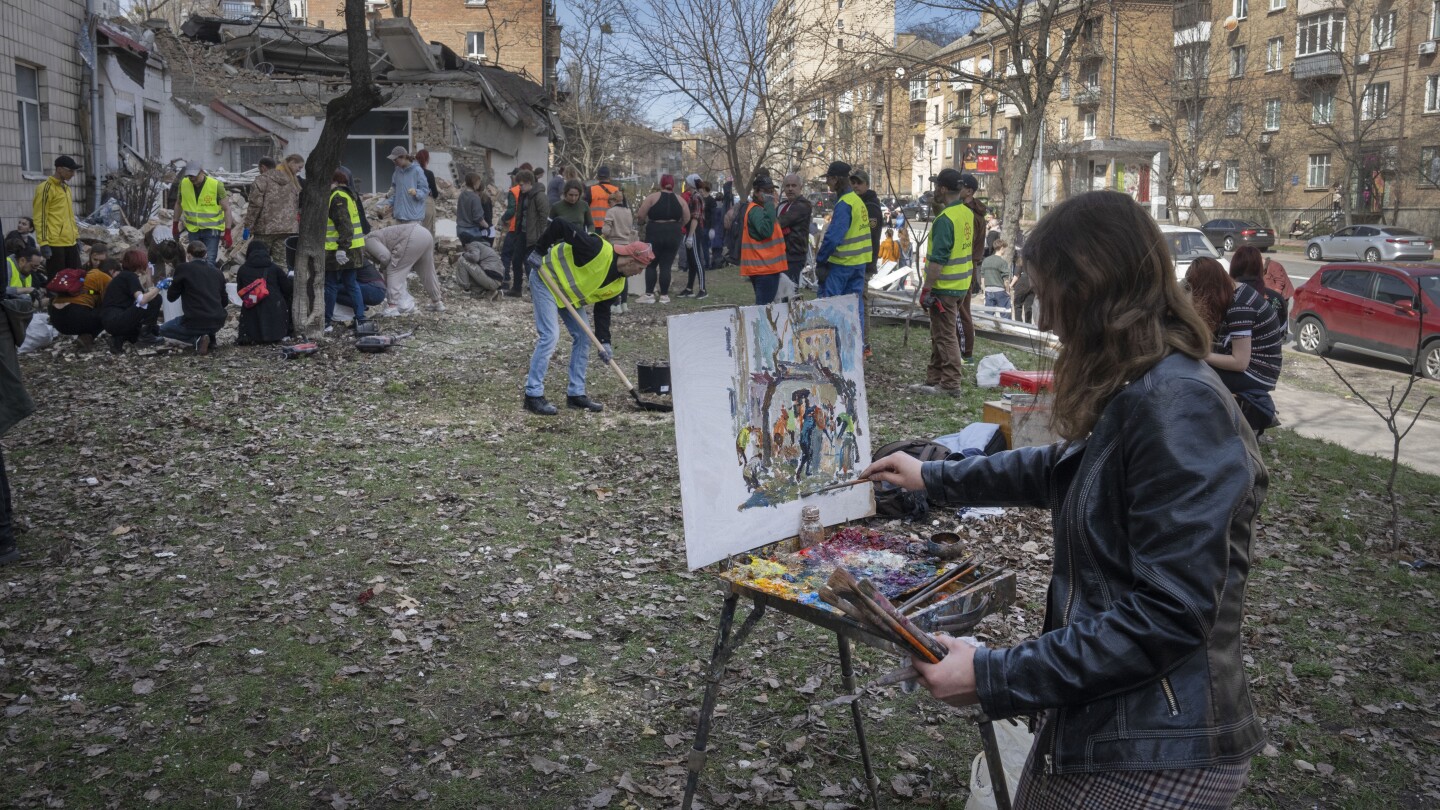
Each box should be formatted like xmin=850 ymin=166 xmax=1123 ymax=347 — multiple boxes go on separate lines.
xmin=586 ymin=165 xmax=621 ymax=230
xmin=171 ymin=163 xmax=235 ymax=265
xmin=911 ymin=168 xmax=975 ymax=396
xmin=738 ymin=175 xmax=786 ymax=305
xmin=6 ymin=246 xmax=45 ymax=297
xmin=324 ymin=170 xmax=369 ymax=334
xmin=524 ymin=218 xmax=654 ymax=416
xmin=814 ymin=161 xmax=873 ymax=347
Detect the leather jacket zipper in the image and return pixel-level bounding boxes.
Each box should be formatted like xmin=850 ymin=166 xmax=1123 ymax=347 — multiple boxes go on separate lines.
xmin=1160 ymin=676 xmax=1181 ymax=716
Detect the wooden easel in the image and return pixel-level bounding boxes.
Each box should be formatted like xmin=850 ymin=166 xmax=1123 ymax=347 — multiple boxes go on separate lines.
xmin=681 ymin=584 xmax=1015 ymax=810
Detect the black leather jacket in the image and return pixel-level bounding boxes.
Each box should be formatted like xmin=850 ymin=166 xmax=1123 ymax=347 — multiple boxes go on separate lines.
xmin=921 ymin=353 xmax=1267 ymax=775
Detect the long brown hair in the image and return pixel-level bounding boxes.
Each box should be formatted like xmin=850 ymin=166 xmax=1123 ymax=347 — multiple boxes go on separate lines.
xmin=1185 ymin=257 xmax=1234 ymax=335
xmin=1023 ymin=192 xmax=1212 ymax=440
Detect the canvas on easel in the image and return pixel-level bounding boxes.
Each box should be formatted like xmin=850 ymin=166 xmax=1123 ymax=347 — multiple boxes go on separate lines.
xmin=669 ymin=294 xmax=874 ymax=570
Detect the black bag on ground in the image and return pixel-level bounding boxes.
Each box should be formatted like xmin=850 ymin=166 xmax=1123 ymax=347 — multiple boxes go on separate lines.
xmin=871 ymin=438 xmax=952 ymax=518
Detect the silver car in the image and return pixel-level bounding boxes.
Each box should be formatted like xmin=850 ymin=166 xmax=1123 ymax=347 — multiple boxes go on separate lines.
xmin=1306 ymin=225 xmax=1435 ymax=262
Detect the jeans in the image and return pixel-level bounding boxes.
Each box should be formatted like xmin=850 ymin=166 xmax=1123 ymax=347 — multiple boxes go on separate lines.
xmin=985 ymin=290 xmax=1012 ymax=310
xmin=751 ymin=273 xmax=781 ymax=305
xmin=457 ymin=226 xmax=486 ymax=245
xmin=336 ymin=284 xmax=387 ymax=309
xmin=325 ymin=259 xmax=366 ymax=324
xmin=526 ymin=269 xmax=589 ymax=398
xmin=189 ymin=229 xmax=222 ymax=265
xmin=159 ymin=316 xmax=216 ymax=343
xmin=818 ymin=263 xmax=867 ymax=343
xmin=508 ymin=236 xmax=529 ymax=294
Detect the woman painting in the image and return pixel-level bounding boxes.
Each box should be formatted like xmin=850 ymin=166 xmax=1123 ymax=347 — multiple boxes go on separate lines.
xmin=862 ymin=191 xmax=1266 ymax=810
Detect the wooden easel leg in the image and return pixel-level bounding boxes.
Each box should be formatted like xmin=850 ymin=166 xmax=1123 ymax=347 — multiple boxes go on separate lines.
xmin=682 ymin=594 xmax=767 ymax=810
xmin=837 ymin=632 xmax=881 ymax=810
xmin=976 ymin=716 xmax=1013 ymax=810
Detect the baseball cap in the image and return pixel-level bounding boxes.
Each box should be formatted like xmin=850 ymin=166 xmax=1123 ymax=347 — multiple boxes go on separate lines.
xmin=54 ymin=155 xmax=82 ymax=171
xmin=387 ymin=146 xmax=412 ymax=162
xmin=931 ymin=168 xmax=962 ymax=191
xmin=959 ymin=173 xmax=980 ymax=191
xmin=752 ymin=175 xmax=776 ymax=191
xmin=822 ymin=161 xmax=853 ymax=179
xmin=613 ymin=240 xmax=655 ymax=265
xmin=596 ymin=165 xmax=612 ymax=180
xmin=849 ymin=168 xmax=870 ymax=185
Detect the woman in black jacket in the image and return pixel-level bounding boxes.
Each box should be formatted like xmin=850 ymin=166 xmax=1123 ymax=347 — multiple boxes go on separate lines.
xmin=863 ymin=191 xmax=1266 ymax=809
xmin=98 ymin=249 xmax=162 ymax=354
xmin=235 ymin=241 xmax=293 ymax=345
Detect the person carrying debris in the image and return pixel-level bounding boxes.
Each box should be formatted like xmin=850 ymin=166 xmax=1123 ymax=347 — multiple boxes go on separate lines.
xmin=522 ymin=218 xmax=653 ymax=416
xmin=172 ymin=163 xmax=235 ymax=265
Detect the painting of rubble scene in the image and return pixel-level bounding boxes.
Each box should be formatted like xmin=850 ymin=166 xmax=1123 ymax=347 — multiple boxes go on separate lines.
xmin=670 ymin=296 xmax=874 ymax=570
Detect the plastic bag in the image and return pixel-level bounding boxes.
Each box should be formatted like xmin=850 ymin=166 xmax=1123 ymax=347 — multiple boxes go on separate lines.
xmin=18 ymin=311 xmax=58 ymax=354
xmin=775 ymin=273 xmax=798 ymax=302
xmin=964 ymin=718 xmax=1034 ymax=810
xmin=975 ymin=353 xmax=1017 ymax=388
xmin=83 ymin=198 xmax=124 ymax=228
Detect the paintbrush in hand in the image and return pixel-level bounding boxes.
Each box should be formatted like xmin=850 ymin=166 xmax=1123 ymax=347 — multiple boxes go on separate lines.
xmin=798 ymin=477 xmax=871 ymax=498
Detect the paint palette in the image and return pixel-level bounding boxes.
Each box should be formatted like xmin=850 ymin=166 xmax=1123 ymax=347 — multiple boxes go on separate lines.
xmin=720 ymin=527 xmax=938 ymax=611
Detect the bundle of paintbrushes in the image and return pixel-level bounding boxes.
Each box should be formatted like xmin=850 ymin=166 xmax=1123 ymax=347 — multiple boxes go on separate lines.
xmin=819 ymin=567 xmax=948 ymax=664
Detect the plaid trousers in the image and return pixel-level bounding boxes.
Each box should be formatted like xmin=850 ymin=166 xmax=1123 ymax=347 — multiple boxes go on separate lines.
xmin=1013 ymin=758 xmax=1250 ymax=810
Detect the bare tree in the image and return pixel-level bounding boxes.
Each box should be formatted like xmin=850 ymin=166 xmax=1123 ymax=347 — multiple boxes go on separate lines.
xmin=289 ymin=0 xmax=385 ymax=337
xmin=553 ymin=0 xmax=639 ymax=178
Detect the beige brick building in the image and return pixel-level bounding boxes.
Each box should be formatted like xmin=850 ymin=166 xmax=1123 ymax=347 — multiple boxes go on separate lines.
xmin=0 ymin=0 xmax=88 ymax=229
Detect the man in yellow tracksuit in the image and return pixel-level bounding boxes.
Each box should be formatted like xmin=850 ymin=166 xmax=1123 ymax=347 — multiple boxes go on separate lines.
xmin=911 ymin=168 xmax=975 ymax=396
xmin=31 ymin=155 xmax=82 ymax=277
xmin=815 ymin=160 xmax=872 ymax=346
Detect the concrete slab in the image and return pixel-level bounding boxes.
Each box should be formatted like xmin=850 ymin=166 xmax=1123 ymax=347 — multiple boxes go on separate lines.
xmin=374 ymin=18 xmax=437 ymax=73
xmin=1271 ymin=381 xmax=1440 ymax=477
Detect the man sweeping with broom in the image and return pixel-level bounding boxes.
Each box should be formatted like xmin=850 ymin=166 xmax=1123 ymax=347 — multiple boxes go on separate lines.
xmin=523 ymin=218 xmax=653 ymax=416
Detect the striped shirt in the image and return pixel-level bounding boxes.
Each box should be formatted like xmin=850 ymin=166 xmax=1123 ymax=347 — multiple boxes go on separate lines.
xmin=1216 ymin=283 xmax=1284 ymax=389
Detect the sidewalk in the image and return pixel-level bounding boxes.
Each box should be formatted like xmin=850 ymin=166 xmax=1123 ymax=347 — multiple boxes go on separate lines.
xmin=1271 ymin=382 xmax=1440 ymax=476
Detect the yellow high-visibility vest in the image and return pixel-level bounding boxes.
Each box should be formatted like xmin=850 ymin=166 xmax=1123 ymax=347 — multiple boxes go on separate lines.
xmin=179 ymin=175 xmax=226 ymax=232
xmin=325 ymin=189 xmax=366 ymax=251
xmin=540 ymin=239 xmax=623 ymax=308
xmin=934 ymin=202 xmax=976 ymax=293
xmin=7 ymin=256 xmax=33 ymax=289
xmin=828 ymin=191 xmax=871 ymax=267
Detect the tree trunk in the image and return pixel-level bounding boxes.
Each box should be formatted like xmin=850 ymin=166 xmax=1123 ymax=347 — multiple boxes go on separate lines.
xmin=290 ymin=0 xmax=386 ymax=338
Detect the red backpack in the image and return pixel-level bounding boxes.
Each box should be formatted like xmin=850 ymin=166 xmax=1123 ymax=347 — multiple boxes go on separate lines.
xmin=238 ymin=277 xmax=269 ymax=308
xmin=45 ymin=267 xmax=87 ymax=296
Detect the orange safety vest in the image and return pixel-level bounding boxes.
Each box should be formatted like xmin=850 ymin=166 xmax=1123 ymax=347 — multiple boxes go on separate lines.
xmin=589 ymin=183 xmax=618 ymax=229
xmin=738 ymin=202 xmax=787 ymax=277
xmin=508 ymin=184 xmax=521 ymax=232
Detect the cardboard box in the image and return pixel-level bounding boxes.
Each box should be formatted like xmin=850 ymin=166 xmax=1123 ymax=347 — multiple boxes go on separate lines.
xmin=982 ymin=400 xmax=1013 ymax=449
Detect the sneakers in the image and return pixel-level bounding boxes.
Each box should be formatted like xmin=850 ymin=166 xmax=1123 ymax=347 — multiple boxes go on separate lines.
xmin=659 ymin=295 xmax=671 ymax=304
xmin=908 ymin=383 xmax=941 ymax=394
xmin=523 ymin=395 xmax=558 ymax=416
xmin=566 ymin=394 xmax=604 ymax=412
xmin=425 ymin=301 xmax=446 ymax=313
xmin=938 ymin=386 xmax=963 ymax=397
xmin=195 ymin=334 xmax=211 ymax=356
xmin=323 ymin=323 xmax=335 ymax=335
xmin=635 ymin=294 xmax=656 ymax=304
xmin=695 ymin=290 xmax=710 ymax=300
xmin=676 ymin=289 xmax=694 ymax=298
xmin=380 ymin=306 xmax=402 ymax=318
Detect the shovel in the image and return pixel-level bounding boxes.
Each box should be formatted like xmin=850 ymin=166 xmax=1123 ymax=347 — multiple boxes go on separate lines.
xmin=539 ymin=267 xmax=673 ymax=413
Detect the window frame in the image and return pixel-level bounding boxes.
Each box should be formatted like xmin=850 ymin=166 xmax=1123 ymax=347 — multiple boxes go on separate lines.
xmin=1420 ymin=145 xmax=1440 ymax=186
xmin=1268 ymin=0 xmax=1285 ymax=11
xmin=465 ymin=31 xmax=486 ymax=60
xmin=1297 ymin=13 xmax=1345 ymax=57
xmin=1234 ymin=0 xmax=1249 ymax=20
xmin=1229 ymin=44 xmax=1247 ymax=78
xmin=144 ymin=108 xmax=161 ymax=159
xmin=1264 ymin=98 xmax=1282 ymax=131
xmin=1261 ymin=156 xmax=1277 ymax=191
xmin=1226 ymin=103 xmax=1244 ymax=135
xmin=1266 ymin=37 xmax=1283 ymax=72
xmin=116 ymin=112 xmax=135 ymax=153
xmin=1362 ymin=82 xmax=1390 ymax=120
xmin=1432 ymin=0 xmax=1440 ymax=40
xmin=1312 ymin=88 xmax=1334 ymax=124
xmin=1307 ymin=153 xmax=1332 ymax=188
xmin=1370 ymin=10 xmax=1396 ymax=51
xmin=15 ymin=63 xmax=42 ymax=176
xmin=1082 ymin=111 xmax=1097 ymax=139
xmin=1224 ymin=160 xmax=1240 ymax=191
xmin=1424 ymin=75 xmax=1439 ymax=114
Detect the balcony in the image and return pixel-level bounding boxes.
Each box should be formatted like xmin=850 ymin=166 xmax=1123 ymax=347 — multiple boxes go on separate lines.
xmin=1291 ymin=53 xmax=1343 ymax=80
xmin=947 ymin=112 xmax=973 ymax=128
xmin=1073 ymin=86 xmax=1102 ymax=106
xmin=1170 ymin=77 xmax=1211 ymax=100
xmin=1173 ymin=0 xmax=1212 ymax=30
xmin=999 ymin=101 xmax=1022 ymax=118
xmin=1077 ymin=37 xmax=1106 ymax=61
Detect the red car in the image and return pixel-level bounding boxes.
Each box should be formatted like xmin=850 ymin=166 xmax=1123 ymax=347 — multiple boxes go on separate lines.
xmin=1291 ymin=262 xmax=1440 ymax=379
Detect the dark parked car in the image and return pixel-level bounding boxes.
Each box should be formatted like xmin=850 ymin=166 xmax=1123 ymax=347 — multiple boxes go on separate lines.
xmin=1290 ymin=262 xmax=1440 ymax=379
xmin=1305 ymin=225 xmax=1435 ymax=262
xmin=1201 ymin=219 xmax=1276 ymax=252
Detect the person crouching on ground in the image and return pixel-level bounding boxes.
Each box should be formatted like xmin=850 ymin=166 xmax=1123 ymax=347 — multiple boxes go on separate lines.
xmin=739 ymin=175 xmax=786 ymax=305
xmin=48 ymin=255 xmax=113 ymax=351
xmin=325 ymin=170 xmax=369 ymax=334
xmin=235 ymin=241 xmax=293 ymax=345
xmin=523 ymin=218 xmax=653 ymax=416
xmin=99 ymin=248 xmax=163 ymax=353
xmin=160 ymin=240 xmax=226 ymax=355
xmin=862 ymin=190 xmax=1265 ymax=809
xmin=453 ymin=241 xmax=505 ymax=300
xmin=363 ymin=222 xmax=441 ymax=315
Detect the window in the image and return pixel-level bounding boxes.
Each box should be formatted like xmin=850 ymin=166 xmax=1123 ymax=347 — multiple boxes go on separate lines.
xmin=1433 ymin=0 xmax=1440 ymax=39
xmin=1059 ymin=117 xmax=1069 ymax=139
xmin=1363 ymin=82 xmax=1390 ymax=120
xmin=144 ymin=109 xmax=161 ymax=158
xmin=1230 ymin=45 xmax=1247 ymax=77
xmin=1322 ymin=268 xmax=1373 ymax=297
xmin=1227 ymin=104 xmax=1244 ymax=135
xmin=837 ymin=0 xmax=843 ymax=8
xmin=1312 ymin=88 xmax=1334 ymax=124
xmin=1261 ymin=156 xmax=1277 ymax=191
xmin=1083 ymin=67 xmax=1100 ymax=89
xmin=1266 ymin=37 xmax=1283 ymax=72
xmin=1264 ymin=98 xmax=1282 ymax=130
xmin=116 ymin=113 xmax=134 ymax=153
xmin=1427 ymin=75 xmax=1440 ymax=113
xmin=1374 ymin=273 xmax=1416 ymax=306
xmin=342 ymin=109 xmax=411 ymax=194
xmin=466 ymin=31 xmax=485 ymax=59
xmin=1308 ymin=153 xmax=1331 ymax=187
xmin=16 ymin=64 xmax=41 ymax=174
xmin=1420 ymin=146 xmax=1440 ymax=185
xmin=1297 ymin=13 xmax=1345 ymax=57
xmin=1269 ymin=0 xmax=1285 ymax=10
xmin=837 ymin=37 xmax=844 ymax=50
xmin=945 ymin=138 xmax=955 ymax=158
xmin=1083 ymin=111 xmax=1097 ymax=139
xmin=1175 ymin=43 xmax=1209 ymax=79
xmin=1370 ymin=11 xmax=1396 ymax=50
xmin=1224 ymin=160 xmax=1240 ymax=191
xmin=1060 ymin=74 xmax=1071 ymax=99
xmin=230 ymin=139 xmax=270 ymax=170
xmin=1234 ymin=0 xmax=1248 ymax=19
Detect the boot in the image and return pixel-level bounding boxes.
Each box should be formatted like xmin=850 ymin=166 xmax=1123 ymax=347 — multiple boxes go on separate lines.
xmin=566 ymin=395 xmax=604 ymax=413
xmin=523 ymin=395 xmax=558 ymax=416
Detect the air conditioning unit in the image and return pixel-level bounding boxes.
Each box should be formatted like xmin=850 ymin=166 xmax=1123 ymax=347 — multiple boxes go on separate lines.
xmin=1357 ymin=52 xmax=1370 ymax=66
xmin=1259 ymin=132 xmax=1272 ymax=143
xmin=1421 ymin=41 xmax=1438 ymax=56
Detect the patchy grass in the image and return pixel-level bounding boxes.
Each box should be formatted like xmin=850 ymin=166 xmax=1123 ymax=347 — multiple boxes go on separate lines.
xmin=1 ymin=269 xmax=1437 ymax=808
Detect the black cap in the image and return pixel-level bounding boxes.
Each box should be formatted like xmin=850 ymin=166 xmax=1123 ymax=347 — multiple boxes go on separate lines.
xmin=54 ymin=155 xmax=81 ymax=171
xmin=959 ymin=172 xmax=980 ymax=191
xmin=752 ymin=175 xmax=776 ymax=191
xmin=822 ymin=160 xmax=853 ymax=179
xmin=931 ymin=168 xmax=963 ymax=191
xmin=849 ymin=167 xmax=870 ymax=185
xmin=596 ymin=165 xmax=611 ymax=179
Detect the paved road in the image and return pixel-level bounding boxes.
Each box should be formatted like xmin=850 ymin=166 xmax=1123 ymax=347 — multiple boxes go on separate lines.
xmin=1271 ymin=382 xmax=1440 ymax=476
